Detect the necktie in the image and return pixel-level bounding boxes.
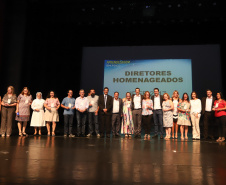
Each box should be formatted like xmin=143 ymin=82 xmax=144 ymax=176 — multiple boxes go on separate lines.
xmin=104 ymin=95 xmax=107 ymax=108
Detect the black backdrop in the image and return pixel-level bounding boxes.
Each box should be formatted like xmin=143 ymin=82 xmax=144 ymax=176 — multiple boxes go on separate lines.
xmin=0 ymin=0 xmax=226 ymax=134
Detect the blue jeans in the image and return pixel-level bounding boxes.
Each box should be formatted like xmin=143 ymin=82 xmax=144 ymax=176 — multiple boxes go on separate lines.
xmin=88 ymin=112 xmax=99 ymax=134
xmin=153 ymin=109 xmax=164 ymax=135
xmin=76 ymin=111 xmax=87 ymax=135
xmin=64 ymin=114 xmax=74 ymax=135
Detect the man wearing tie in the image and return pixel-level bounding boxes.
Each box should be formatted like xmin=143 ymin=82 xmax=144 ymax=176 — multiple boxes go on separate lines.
xmin=98 ymin=87 xmax=113 ymax=138
xmin=112 ymin=92 xmax=123 ymax=137
xmin=201 ymin=89 xmax=216 ymax=140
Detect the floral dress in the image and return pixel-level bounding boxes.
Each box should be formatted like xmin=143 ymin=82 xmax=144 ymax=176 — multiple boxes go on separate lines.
xmin=15 ymin=94 xmax=33 ymax=122
xmin=121 ymin=100 xmax=134 ymax=134
xmin=177 ymin=101 xmax=191 ymax=126
xmin=162 ymin=100 xmax=173 ymax=127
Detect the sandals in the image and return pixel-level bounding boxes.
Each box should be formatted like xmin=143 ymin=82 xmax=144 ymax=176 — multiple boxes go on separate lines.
xmin=22 ymin=132 xmax=28 ymax=136
xmin=19 ymin=132 xmax=23 ymax=136
xmin=216 ymin=137 xmax=222 ymax=142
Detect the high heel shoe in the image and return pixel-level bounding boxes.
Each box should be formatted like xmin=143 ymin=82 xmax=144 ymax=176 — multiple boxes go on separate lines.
xmin=19 ymin=132 xmax=23 ymax=136
xmin=52 ymin=132 xmax=55 ymax=136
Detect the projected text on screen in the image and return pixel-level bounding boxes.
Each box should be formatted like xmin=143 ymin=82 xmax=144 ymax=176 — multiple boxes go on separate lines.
xmin=104 ymin=59 xmax=192 ymax=97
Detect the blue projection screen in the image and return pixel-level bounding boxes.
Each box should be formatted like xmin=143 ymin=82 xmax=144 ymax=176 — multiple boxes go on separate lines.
xmin=104 ymin=59 xmax=192 ymax=97
xmin=81 ymin=45 xmax=222 ymax=98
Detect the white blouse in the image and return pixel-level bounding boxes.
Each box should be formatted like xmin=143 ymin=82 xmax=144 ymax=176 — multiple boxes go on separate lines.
xmin=190 ymin=99 xmax=202 ymax=115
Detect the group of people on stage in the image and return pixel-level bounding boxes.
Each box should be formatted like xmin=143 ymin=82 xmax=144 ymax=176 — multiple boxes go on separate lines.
xmin=0 ymin=86 xmax=226 ymax=142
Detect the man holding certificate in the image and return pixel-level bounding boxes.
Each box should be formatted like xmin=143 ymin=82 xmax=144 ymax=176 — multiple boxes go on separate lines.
xmin=61 ymin=90 xmax=76 ymax=137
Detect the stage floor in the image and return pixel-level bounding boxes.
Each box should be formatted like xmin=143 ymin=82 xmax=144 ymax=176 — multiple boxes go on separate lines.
xmin=0 ymin=135 xmax=226 ymax=185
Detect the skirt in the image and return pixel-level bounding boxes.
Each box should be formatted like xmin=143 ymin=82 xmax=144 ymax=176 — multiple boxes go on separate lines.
xmin=15 ymin=115 xmax=30 ymax=122
xmin=44 ymin=108 xmax=59 ymax=122
xmin=30 ymin=110 xmax=45 ymax=127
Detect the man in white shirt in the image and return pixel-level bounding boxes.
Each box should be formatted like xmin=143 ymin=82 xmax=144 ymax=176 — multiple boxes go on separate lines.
xmin=131 ymin=88 xmax=143 ymax=138
xmin=75 ymin=89 xmax=89 ymax=137
xmin=151 ymin=88 xmax=164 ymax=139
xmin=201 ymin=89 xmax=216 ymax=140
xmin=112 ymin=92 xmax=123 ymax=137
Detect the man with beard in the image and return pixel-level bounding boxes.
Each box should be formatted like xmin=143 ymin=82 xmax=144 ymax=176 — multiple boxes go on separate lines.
xmin=87 ymin=89 xmax=100 ymax=137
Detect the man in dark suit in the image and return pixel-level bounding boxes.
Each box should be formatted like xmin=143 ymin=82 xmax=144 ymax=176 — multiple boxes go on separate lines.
xmin=111 ymin=92 xmax=123 ymax=137
xmin=98 ymin=87 xmax=113 ymax=138
xmin=201 ymin=89 xmax=216 ymax=140
xmin=151 ymin=88 xmax=164 ymax=139
xmin=131 ymin=88 xmax=143 ymax=138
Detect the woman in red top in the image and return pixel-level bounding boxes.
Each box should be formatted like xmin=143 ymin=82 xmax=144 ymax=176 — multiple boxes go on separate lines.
xmin=212 ymin=92 xmax=226 ymax=142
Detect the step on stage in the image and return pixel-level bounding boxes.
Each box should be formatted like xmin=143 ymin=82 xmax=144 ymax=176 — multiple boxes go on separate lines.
xmin=0 ymin=135 xmax=226 ymax=185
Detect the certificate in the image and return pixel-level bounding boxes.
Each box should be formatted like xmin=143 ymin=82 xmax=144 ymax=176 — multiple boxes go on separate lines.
xmin=51 ymin=103 xmax=55 ymax=108
xmin=68 ymin=103 xmax=72 ymax=108
xmin=25 ymin=100 xmax=29 ymax=104
xmin=8 ymin=99 xmax=11 ymax=104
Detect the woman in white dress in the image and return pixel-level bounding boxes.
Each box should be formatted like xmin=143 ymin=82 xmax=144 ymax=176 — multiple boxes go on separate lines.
xmin=30 ymin=92 xmax=45 ymax=135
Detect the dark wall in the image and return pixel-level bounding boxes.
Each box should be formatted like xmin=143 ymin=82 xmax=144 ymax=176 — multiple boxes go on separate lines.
xmin=1 ymin=0 xmax=226 ymax=99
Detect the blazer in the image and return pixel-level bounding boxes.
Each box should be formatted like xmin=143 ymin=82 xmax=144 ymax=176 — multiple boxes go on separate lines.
xmin=151 ymin=95 xmax=164 ymax=109
xmin=131 ymin=94 xmax=144 ymax=111
xmin=112 ymin=98 xmax=123 ymax=115
xmin=201 ymin=96 xmax=216 ymax=115
xmin=98 ymin=94 xmax=113 ymax=115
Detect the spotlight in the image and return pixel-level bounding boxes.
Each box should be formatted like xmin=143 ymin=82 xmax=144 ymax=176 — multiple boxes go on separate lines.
xmin=213 ymin=2 xmax=217 ymax=6
xmin=111 ymin=7 xmax=114 ymax=11
xmin=82 ymin=8 xmax=85 ymax=11
xmin=168 ymin=5 xmax=172 ymax=8
xmin=118 ymin=7 xmax=122 ymax=10
xmin=177 ymin=4 xmax=181 ymax=8
xmin=198 ymin=3 xmax=202 ymax=7
xmin=91 ymin=8 xmax=95 ymax=11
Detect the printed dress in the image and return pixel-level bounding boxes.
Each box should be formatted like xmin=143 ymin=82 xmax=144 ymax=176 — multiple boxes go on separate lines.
xmin=177 ymin=101 xmax=191 ymax=126
xmin=30 ymin=99 xmax=45 ymax=127
xmin=121 ymin=100 xmax=134 ymax=135
xmin=15 ymin=94 xmax=33 ymax=122
xmin=162 ymin=100 xmax=173 ymax=127
xmin=44 ymin=98 xmax=60 ymax=122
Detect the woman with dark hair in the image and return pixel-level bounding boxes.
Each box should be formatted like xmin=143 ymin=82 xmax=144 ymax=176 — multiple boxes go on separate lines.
xmin=212 ymin=92 xmax=226 ymax=142
xmin=177 ymin=93 xmax=191 ymax=140
xmin=1 ymin=86 xmax=17 ymax=137
xmin=142 ymin=91 xmax=153 ymax=139
xmin=190 ymin=91 xmax=201 ymax=140
xmin=44 ymin=91 xmax=60 ymax=136
xmin=16 ymin=87 xmax=33 ymax=136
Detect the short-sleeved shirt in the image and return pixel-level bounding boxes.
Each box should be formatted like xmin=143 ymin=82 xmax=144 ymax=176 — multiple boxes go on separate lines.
xmin=2 ymin=94 xmax=17 ymax=105
xmin=87 ymin=95 xmax=99 ymax=112
xmin=213 ymin=100 xmax=226 ymax=117
xmin=44 ymin=98 xmax=60 ymax=108
xmin=61 ymin=97 xmax=76 ymax=115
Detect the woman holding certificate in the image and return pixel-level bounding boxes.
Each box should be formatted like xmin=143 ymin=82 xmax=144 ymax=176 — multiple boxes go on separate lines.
xmin=212 ymin=92 xmax=226 ymax=142
xmin=1 ymin=86 xmax=17 ymax=137
xmin=177 ymin=93 xmax=191 ymax=140
xmin=44 ymin=91 xmax=60 ymax=136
